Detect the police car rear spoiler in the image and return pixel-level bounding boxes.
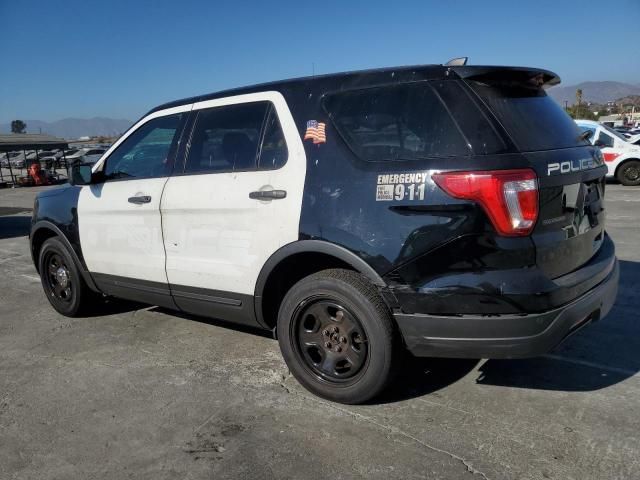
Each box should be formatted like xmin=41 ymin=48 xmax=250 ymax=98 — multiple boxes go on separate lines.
xmin=449 ymin=65 xmax=561 ymax=89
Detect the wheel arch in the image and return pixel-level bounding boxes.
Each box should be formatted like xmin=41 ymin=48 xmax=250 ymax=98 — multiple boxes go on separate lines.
xmin=30 ymin=221 xmax=100 ymax=292
xmin=254 ymin=240 xmax=386 ymax=330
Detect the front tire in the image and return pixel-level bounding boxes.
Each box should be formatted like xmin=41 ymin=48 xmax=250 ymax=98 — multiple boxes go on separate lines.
xmin=38 ymin=237 xmax=96 ymax=317
xmin=617 ymin=160 xmax=640 ymax=186
xmin=277 ymin=269 xmax=398 ymax=404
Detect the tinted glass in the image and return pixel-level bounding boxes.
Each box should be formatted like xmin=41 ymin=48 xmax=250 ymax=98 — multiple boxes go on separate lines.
xmin=185 ymin=102 xmax=267 ymax=173
xmin=469 ymin=81 xmax=587 ymax=151
xmin=104 ymin=114 xmax=182 ymax=180
xmin=324 ymin=83 xmax=471 ymax=162
xmin=432 ymin=80 xmax=508 ymax=155
xmin=597 ymin=131 xmax=615 ymax=148
xmin=258 ymin=105 xmax=288 ymax=169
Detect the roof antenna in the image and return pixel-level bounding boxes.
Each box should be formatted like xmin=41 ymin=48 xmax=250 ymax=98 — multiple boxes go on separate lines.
xmin=445 ymin=57 xmax=468 ymax=66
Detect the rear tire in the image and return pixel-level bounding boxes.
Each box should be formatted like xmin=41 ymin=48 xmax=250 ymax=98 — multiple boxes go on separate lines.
xmin=277 ymin=269 xmax=398 ymax=404
xmin=616 ymin=160 xmax=640 ymax=186
xmin=38 ymin=237 xmax=97 ymax=317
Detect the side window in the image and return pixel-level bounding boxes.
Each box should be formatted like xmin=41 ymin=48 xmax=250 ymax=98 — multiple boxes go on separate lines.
xmin=103 ymin=114 xmax=182 ymax=180
xmin=324 ymin=82 xmax=471 ymax=162
xmin=258 ymin=105 xmax=288 ymax=169
xmin=185 ymin=102 xmax=267 ymax=173
xmin=597 ymin=131 xmax=614 ymax=148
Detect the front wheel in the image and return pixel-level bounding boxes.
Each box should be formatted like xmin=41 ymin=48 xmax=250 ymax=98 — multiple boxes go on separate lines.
xmin=617 ymin=160 xmax=640 ymax=186
xmin=277 ymin=269 xmax=399 ymax=404
xmin=38 ymin=237 xmax=97 ymax=316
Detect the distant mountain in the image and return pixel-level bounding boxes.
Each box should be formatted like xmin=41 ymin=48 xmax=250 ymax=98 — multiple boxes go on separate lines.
xmin=548 ymin=81 xmax=640 ymax=105
xmin=0 ymin=117 xmax=133 ymax=140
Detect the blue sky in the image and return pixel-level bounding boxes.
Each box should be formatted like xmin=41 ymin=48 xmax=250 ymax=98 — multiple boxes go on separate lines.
xmin=1 ymin=0 xmax=639 ymax=123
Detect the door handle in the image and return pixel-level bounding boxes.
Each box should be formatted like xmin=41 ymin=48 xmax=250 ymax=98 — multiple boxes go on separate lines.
xmin=128 ymin=195 xmax=152 ymax=204
xmin=249 ymin=190 xmax=287 ymax=200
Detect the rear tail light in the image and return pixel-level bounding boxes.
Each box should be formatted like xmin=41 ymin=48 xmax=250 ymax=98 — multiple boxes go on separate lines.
xmin=432 ymin=169 xmax=538 ymax=236
xmin=603 ymin=152 xmax=620 ymax=163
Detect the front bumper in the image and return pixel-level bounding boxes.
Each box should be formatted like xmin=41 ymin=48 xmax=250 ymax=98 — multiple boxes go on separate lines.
xmin=395 ymin=257 xmax=619 ymax=359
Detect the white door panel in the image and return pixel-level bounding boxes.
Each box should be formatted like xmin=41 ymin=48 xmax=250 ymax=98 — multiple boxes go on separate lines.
xmin=78 ymin=107 xmax=190 ymax=285
xmin=78 ymin=178 xmax=169 ymax=282
xmin=162 ymin=171 xmax=301 ymax=294
xmin=161 ymin=91 xmax=306 ymax=296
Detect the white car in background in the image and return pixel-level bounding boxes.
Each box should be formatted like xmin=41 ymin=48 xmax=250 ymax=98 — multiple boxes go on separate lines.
xmin=64 ymin=147 xmax=107 ymax=166
xmin=576 ymin=119 xmax=640 ymax=186
xmin=79 ymin=149 xmax=107 ymax=166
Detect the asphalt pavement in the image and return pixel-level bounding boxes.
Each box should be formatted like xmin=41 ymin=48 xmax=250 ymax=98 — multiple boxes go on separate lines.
xmin=1 ymin=183 xmax=639 ymax=480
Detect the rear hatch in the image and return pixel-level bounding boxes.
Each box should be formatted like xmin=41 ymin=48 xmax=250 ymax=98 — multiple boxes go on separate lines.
xmin=463 ymin=71 xmax=608 ymax=279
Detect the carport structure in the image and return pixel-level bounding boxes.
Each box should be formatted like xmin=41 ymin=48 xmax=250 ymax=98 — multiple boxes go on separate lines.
xmin=0 ymin=133 xmax=69 ymax=186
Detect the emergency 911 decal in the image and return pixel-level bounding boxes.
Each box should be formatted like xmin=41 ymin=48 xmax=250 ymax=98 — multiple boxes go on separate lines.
xmin=376 ymin=172 xmax=428 ymax=201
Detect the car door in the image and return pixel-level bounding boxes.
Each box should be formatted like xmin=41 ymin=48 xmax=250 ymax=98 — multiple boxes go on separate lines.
xmin=160 ymin=92 xmax=306 ymax=324
xmin=78 ymin=106 xmax=190 ymax=306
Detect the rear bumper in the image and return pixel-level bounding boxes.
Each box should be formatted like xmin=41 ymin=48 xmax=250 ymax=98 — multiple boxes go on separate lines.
xmin=395 ymin=257 xmax=619 ymax=359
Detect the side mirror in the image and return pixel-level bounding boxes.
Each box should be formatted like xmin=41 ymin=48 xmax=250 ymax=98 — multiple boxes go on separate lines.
xmin=69 ymin=163 xmax=93 ymax=185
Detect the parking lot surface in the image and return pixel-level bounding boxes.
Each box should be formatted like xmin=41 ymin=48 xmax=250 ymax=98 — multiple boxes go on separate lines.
xmin=1 ymin=184 xmax=639 ymax=480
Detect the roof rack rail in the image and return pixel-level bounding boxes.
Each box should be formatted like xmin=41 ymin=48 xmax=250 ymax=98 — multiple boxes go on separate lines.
xmin=444 ymin=57 xmax=468 ymax=66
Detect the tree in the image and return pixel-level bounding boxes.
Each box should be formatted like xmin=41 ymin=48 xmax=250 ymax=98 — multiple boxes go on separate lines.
xmin=11 ymin=120 xmax=26 ymax=134
xmin=565 ymin=105 xmax=597 ymax=121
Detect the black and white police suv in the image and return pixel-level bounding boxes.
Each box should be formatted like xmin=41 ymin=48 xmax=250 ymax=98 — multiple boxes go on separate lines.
xmin=31 ymin=61 xmax=619 ymax=404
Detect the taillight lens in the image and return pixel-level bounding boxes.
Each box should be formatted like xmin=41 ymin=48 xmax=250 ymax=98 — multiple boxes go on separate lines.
xmin=432 ymin=169 xmax=539 ymax=236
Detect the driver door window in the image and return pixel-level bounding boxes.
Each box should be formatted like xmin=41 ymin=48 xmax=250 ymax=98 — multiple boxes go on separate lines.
xmin=103 ymin=114 xmax=183 ymax=180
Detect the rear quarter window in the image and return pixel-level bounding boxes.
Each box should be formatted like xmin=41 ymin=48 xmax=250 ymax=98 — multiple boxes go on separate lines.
xmin=323 ymin=82 xmax=472 ymax=162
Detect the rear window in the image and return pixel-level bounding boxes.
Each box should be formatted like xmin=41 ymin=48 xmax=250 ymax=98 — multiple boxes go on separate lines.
xmin=468 ymin=81 xmax=588 ymax=151
xmin=324 ymin=82 xmax=472 ymax=162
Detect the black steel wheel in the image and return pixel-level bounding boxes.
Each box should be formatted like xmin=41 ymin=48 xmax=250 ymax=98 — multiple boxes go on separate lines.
xmin=617 ymin=160 xmax=640 ymax=186
xmin=277 ymin=269 xmax=399 ymax=404
xmin=38 ymin=237 xmax=95 ymax=316
xmin=292 ymin=299 xmax=368 ymax=383
xmin=44 ymin=252 xmax=73 ymax=303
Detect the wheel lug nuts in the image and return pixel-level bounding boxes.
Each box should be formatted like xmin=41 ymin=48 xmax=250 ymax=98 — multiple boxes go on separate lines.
xmin=340 ymin=336 xmax=347 ymax=343
xmin=325 ymin=342 xmax=332 ymax=348
xmin=336 ymin=346 xmax=342 ymax=353
xmin=332 ymin=326 xmax=339 ymax=333
xmin=323 ymin=329 xmax=329 ymax=336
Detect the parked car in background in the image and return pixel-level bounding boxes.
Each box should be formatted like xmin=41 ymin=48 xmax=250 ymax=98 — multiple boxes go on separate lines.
xmin=37 ymin=150 xmax=64 ymax=169
xmin=65 ymin=148 xmax=107 ymax=167
xmin=576 ymin=119 xmax=640 ymax=185
xmin=1 ymin=151 xmax=22 ymax=167
xmin=5 ymin=150 xmax=37 ymax=168
xmin=79 ymin=150 xmax=106 ymax=166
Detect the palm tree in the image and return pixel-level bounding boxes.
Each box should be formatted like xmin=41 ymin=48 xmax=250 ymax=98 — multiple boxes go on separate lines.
xmin=576 ymin=89 xmax=583 ymax=118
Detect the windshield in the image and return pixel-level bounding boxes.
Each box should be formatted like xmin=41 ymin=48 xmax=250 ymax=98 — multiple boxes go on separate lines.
xmin=468 ymin=81 xmax=589 ymax=151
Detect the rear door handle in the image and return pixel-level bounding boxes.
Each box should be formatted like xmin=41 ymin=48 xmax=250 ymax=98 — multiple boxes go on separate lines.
xmin=128 ymin=195 xmax=152 ymax=204
xmin=249 ymin=190 xmax=287 ymax=200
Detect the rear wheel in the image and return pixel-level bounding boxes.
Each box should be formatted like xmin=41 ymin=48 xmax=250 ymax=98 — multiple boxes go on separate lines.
xmin=277 ymin=269 xmax=398 ymax=404
xmin=39 ymin=237 xmax=96 ymax=316
xmin=617 ymin=160 xmax=640 ymax=186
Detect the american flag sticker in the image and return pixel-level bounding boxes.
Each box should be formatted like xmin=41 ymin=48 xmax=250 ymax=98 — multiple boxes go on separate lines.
xmin=303 ymin=120 xmax=326 ymax=144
